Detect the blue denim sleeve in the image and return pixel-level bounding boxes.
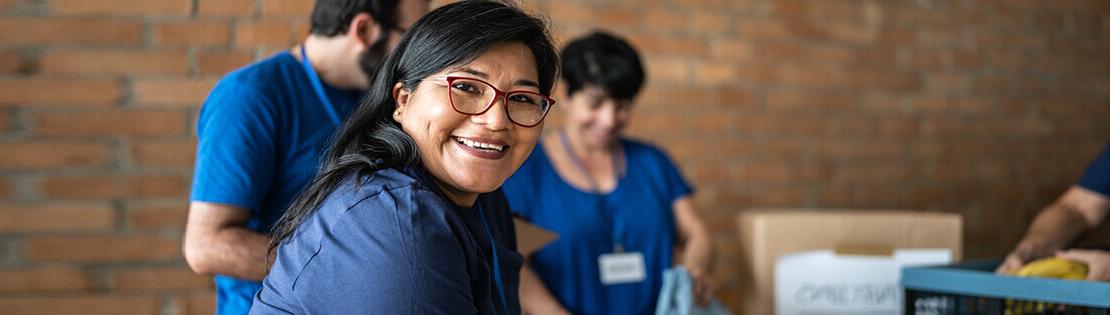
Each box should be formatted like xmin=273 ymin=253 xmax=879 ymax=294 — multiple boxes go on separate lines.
xmin=190 ymin=79 xmax=278 ymax=210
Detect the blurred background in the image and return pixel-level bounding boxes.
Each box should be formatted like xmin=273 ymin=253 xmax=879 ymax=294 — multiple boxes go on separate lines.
xmin=0 ymin=0 xmax=1108 ymax=313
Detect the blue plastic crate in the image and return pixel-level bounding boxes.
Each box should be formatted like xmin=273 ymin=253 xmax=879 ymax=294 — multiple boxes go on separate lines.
xmin=902 ymin=260 xmax=1110 ymax=315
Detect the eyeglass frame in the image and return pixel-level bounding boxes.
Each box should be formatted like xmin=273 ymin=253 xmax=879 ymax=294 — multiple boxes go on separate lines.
xmin=431 ymin=75 xmax=556 ymax=128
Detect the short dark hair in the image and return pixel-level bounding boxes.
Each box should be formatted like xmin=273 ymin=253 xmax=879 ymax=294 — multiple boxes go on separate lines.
xmin=561 ymin=31 xmax=645 ymax=100
xmin=270 ymin=0 xmax=559 ymax=250
xmin=309 ymin=0 xmax=400 ymax=36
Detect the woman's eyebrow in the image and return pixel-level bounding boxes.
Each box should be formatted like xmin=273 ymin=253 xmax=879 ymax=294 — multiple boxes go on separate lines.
xmin=448 ymin=66 xmax=488 ymax=79
xmin=448 ymin=66 xmax=539 ymax=89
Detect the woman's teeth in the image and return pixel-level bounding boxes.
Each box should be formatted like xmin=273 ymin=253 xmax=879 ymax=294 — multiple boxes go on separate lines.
xmin=456 ymin=137 xmax=505 ymax=151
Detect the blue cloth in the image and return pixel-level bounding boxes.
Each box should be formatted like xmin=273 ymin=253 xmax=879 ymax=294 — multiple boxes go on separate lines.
xmin=190 ymin=51 xmax=360 ymax=315
xmin=655 ymin=267 xmax=731 ymax=315
xmin=502 ymin=139 xmax=693 ymax=315
xmin=250 ymin=166 xmax=523 ymax=314
xmin=1078 ymin=139 xmax=1110 ymax=196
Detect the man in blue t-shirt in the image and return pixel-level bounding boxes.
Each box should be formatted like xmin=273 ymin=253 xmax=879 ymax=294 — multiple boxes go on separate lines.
xmin=998 ymin=139 xmax=1110 ymax=281
xmin=182 ymin=1 xmax=428 ymax=314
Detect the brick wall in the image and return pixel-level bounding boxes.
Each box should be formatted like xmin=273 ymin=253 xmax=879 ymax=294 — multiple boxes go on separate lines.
xmin=1 ymin=0 xmax=1108 ymax=314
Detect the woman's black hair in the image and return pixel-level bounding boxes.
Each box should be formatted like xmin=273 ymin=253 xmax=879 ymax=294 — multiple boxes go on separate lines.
xmin=270 ymin=0 xmax=559 ymax=250
xmin=561 ymin=31 xmax=645 ymax=100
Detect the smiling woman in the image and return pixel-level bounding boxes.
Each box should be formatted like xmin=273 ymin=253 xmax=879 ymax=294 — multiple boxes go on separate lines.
xmin=250 ymin=1 xmax=558 ymax=314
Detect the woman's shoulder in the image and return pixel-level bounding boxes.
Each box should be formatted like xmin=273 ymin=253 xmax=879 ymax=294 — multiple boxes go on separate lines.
xmin=620 ymin=137 xmax=675 ymax=165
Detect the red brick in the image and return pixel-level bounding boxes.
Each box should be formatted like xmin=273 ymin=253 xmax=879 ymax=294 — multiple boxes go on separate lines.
xmin=848 ymin=68 xmax=921 ymax=91
xmin=626 ymin=33 xmax=705 ymax=56
xmin=292 ymin=18 xmax=311 ymax=38
xmin=911 ymin=95 xmax=952 ymax=113
xmin=35 ymin=110 xmax=187 ymax=136
xmin=185 ymin=293 xmax=216 ymax=315
xmin=778 ymin=63 xmax=848 ymax=88
xmin=24 ymin=235 xmax=181 ymax=262
xmin=708 ymin=39 xmax=753 ymax=62
xmin=39 ymin=50 xmax=188 ymax=76
xmin=0 ymin=266 xmax=95 ymax=292
xmin=643 ymin=8 xmax=688 ymax=33
xmin=51 ymin=0 xmax=191 ymax=16
xmin=125 ymin=202 xmax=187 ymax=230
xmin=198 ymin=0 xmax=254 ymax=17
xmin=0 ymin=0 xmax=31 ymax=12
xmin=0 ymin=180 xmax=11 ymax=200
xmin=748 ymin=185 xmax=809 ymax=207
xmin=955 ymin=97 xmax=994 ymax=114
xmin=547 ymin=0 xmax=593 ymax=25
xmin=765 ymin=89 xmax=855 ymax=112
xmin=153 ymin=21 xmax=232 ymax=46
xmin=131 ymin=138 xmax=197 ymax=167
xmin=0 ymin=18 xmax=142 ymax=45
xmin=925 ymin=72 xmax=973 ymax=94
xmin=0 ymin=79 xmax=119 ymax=107
xmin=235 ymin=20 xmax=296 ymax=47
xmin=0 ymin=203 xmax=115 ymax=232
xmin=261 ymin=0 xmax=313 ymax=17
xmin=40 ymin=174 xmax=187 ymax=199
xmin=0 ymin=141 xmax=112 ymax=170
xmin=693 ymin=61 xmax=736 ymax=85
xmin=821 ymin=3 xmax=882 ymax=44
xmin=0 ymin=111 xmax=10 ymax=132
xmin=595 ymin=6 xmax=639 ymax=30
xmin=663 ymin=86 xmax=715 ymax=109
xmin=133 ymin=78 xmax=219 ymax=106
xmin=0 ymin=50 xmax=21 ymax=74
xmin=691 ymin=11 xmax=728 ymax=34
xmin=112 ymin=267 xmax=211 ymax=290
xmin=643 ymin=56 xmax=689 ymax=83
xmin=198 ymin=51 xmax=253 ymax=75
xmin=736 ymin=19 xmax=790 ymax=39
xmin=0 ymin=296 xmax=159 ymax=315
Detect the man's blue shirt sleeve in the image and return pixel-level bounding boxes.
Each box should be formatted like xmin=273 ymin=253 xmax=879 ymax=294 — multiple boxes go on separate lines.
xmin=1078 ymin=140 xmax=1110 ymax=196
xmin=191 ymin=79 xmax=278 ymax=211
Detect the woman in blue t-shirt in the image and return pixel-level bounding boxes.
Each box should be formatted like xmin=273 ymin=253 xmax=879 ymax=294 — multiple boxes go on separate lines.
xmin=503 ymin=31 xmax=717 ymax=315
xmin=251 ymin=1 xmax=559 ymax=314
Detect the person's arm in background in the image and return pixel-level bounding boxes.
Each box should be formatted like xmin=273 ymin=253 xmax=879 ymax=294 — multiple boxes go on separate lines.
xmin=183 ymin=202 xmax=273 ymax=281
xmin=519 ymin=264 xmax=570 ymax=315
xmin=997 ymin=185 xmax=1110 ymax=274
xmin=182 ymin=80 xmax=279 ymax=281
xmin=673 ymin=196 xmax=716 ymax=306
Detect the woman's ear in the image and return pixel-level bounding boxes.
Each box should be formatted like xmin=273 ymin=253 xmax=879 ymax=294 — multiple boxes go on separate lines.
xmin=392 ymin=82 xmax=409 ymax=123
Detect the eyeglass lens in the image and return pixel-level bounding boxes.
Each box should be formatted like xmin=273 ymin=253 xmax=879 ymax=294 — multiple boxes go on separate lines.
xmin=448 ymin=78 xmax=552 ymax=126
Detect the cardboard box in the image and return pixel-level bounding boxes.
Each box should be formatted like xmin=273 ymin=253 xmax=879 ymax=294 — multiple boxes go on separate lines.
xmin=736 ymin=209 xmax=963 ymax=315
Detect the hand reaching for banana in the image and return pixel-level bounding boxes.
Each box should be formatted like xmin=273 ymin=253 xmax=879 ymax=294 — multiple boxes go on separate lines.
xmin=1011 ymin=257 xmax=1088 ymax=280
xmin=1055 ymin=249 xmax=1110 ymax=282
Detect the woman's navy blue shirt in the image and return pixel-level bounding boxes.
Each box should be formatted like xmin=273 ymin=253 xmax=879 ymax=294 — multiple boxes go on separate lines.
xmin=251 ymin=166 xmax=522 ymax=314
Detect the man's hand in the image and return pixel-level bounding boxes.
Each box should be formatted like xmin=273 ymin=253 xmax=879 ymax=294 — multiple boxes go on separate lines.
xmin=996 ymin=247 xmax=1036 ymax=275
xmin=1056 ymin=249 xmax=1110 ymax=281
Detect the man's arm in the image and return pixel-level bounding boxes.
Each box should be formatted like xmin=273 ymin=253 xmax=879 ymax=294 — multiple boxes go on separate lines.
xmin=183 ymin=201 xmax=274 ymax=281
xmin=997 ymin=185 xmax=1110 ymax=273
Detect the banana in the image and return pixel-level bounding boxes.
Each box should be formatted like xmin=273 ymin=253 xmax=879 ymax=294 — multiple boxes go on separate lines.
xmin=1012 ymin=257 xmax=1088 ymax=280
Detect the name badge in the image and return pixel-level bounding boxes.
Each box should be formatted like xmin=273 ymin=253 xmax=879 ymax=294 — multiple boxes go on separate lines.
xmin=598 ymin=252 xmax=646 ymax=285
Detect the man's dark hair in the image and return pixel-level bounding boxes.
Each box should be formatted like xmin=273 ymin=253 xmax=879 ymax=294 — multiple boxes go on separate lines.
xmin=309 ymin=0 xmax=401 ymax=37
xmin=561 ymin=31 xmax=645 ymax=100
